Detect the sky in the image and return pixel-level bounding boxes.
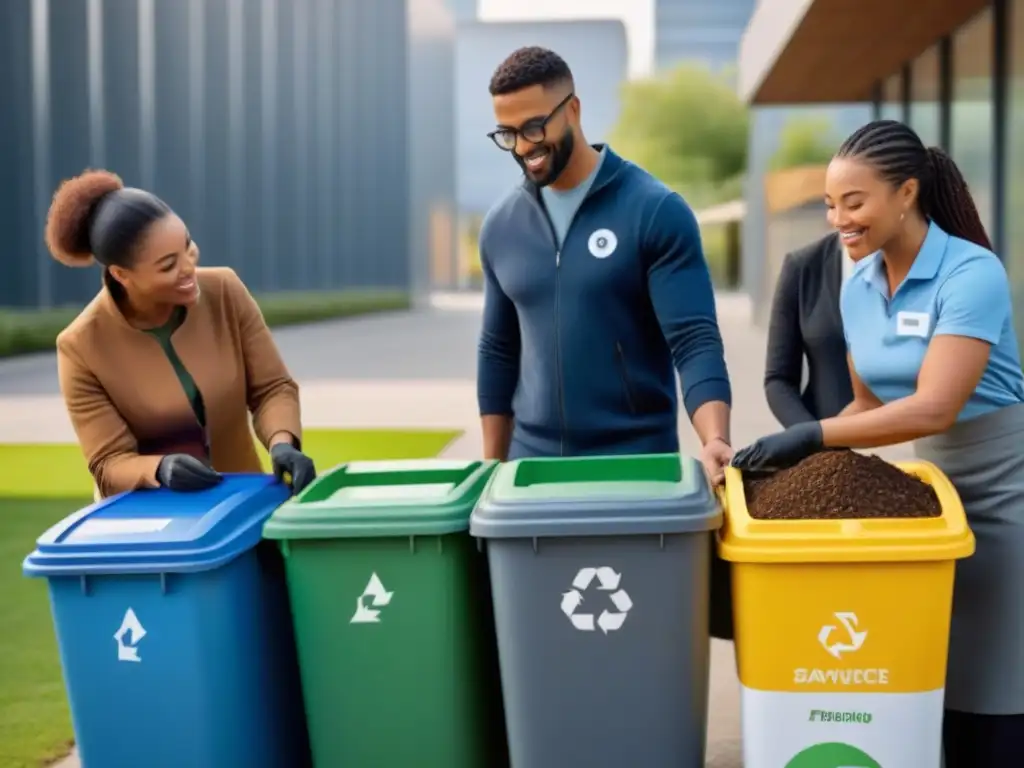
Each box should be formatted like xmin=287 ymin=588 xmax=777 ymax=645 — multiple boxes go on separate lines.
xmin=477 ymin=0 xmax=655 ymax=79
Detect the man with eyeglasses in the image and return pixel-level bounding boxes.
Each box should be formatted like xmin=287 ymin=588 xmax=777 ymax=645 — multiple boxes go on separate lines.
xmin=476 ymin=46 xmax=733 ymax=485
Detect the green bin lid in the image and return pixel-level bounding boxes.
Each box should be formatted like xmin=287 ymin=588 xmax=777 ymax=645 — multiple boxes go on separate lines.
xmin=262 ymin=459 xmax=498 ymax=540
xmin=470 ymin=454 xmax=721 ymax=539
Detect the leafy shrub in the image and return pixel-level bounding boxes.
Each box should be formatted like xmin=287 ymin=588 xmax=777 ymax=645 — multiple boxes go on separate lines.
xmin=0 ymin=291 xmax=410 ymax=358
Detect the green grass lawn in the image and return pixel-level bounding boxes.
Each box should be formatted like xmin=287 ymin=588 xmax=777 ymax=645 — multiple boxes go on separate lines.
xmin=0 ymin=428 xmax=460 ymax=767
xmin=0 ymin=497 xmax=81 ymax=767
xmin=0 ymin=428 xmax=461 ymax=498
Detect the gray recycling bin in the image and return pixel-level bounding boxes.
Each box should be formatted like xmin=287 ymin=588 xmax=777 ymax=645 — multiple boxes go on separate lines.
xmin=470 ymin=454 xmax=722 ymax=768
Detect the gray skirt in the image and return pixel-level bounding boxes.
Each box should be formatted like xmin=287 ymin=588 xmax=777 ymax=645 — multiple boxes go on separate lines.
xmin=914 ymin=403 xmax=1024 ymax=715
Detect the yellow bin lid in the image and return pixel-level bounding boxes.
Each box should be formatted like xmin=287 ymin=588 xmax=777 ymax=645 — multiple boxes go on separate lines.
xmin=717 ymin=460 xmax=975 ymax=564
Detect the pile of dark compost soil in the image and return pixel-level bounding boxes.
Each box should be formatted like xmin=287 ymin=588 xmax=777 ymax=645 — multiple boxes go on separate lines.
xmin=743 ymin=450 xmax=942 ymax=520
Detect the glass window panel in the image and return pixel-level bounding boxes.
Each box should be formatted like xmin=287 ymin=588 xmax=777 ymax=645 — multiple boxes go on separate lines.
xmin=1006 ymin=1 xmax=1024 ymax=350
xmin=880 ymin=72 xmax=903 ymax=121
xmin=950 ymin=7 xmax=994 ymax=236
xmin=910 ymin=44 xmax=941 ymax=147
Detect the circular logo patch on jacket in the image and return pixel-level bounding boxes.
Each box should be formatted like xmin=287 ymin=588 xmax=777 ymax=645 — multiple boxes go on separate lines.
xmin=588 ymin=229 xmax=618 ymax=259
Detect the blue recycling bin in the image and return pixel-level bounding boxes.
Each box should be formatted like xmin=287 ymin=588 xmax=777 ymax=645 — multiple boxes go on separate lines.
xmin=23 ymin=474 xmax=312 ymax=768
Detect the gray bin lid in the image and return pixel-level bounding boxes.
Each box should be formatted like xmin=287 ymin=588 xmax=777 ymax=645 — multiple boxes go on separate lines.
xmin=470 ymin=453 xmax=722 ymax=539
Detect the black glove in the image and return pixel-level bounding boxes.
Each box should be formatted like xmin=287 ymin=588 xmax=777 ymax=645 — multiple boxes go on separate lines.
xmin=270 ymin=442 xmax=317 ymax=494
xmin=156 ymin=453 xmax=222 ymax=491
xmin=730 ymin=421 xmax=825 ymax=473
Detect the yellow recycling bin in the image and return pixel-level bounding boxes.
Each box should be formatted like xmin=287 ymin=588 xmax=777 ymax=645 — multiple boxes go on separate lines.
xmin=718 ymin=460 xmax=975 ymax=768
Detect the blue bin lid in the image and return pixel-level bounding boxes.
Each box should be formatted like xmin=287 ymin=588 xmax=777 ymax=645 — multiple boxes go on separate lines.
xmin=470 ymin=454 xmax=722 ymax=539
xmin=23 ymin=474 xmax=290 ymax=578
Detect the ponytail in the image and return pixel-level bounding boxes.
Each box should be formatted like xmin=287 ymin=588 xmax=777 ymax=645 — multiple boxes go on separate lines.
xmin=921 ymin=146 xmax=992 ymax=250
xmin=836 ymin=120 xmax=994 ymax=251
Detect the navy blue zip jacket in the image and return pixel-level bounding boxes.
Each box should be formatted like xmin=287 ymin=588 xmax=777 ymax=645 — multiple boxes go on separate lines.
xmin=477 ymin=146 xmax=731 ymax=458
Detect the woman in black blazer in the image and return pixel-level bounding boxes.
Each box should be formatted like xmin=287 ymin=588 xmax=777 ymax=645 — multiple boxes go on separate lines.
xmin=764 ymin=231 xmax=855 ymax=426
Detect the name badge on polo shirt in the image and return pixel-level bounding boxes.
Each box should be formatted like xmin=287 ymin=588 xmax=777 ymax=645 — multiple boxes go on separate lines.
xmin=896 ymin=311 xmax=930 ymax=338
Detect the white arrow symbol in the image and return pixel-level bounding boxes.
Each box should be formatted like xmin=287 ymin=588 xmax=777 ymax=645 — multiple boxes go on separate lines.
xmin=563 ymin=588 xmax=595 ymax=630
xmin=563 ymin=567 xmax=632 ymax=634
xmin=595 ymin=567 xmax=621 ymax=591
xmin=365 ymin=573 xmax=393 ymax=607
xmin=609 ymin=590 xmax=632 ymax=613
xmin=572 ymin=568 xmax=597 ymax=590
xmin=114 ymin=608 xmax=146 ymax=662
xmin=350 ymin=573 xmax=394 ymax=624
xmin=819 ymin=612 xmax=868 ymax=658
xmin=597 ymin=610 xmax=626 ymax=634
xmin=571 ymin=613 xmax=596 ymax=631
xmin=818 ymin=624 xmax=843 ymax=658
xmin=561 ymin=590 xmax=583 ymax=618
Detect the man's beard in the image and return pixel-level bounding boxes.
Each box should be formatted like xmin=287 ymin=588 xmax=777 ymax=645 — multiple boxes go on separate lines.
xmin=514 ymin=128 xmax=575 ymax=188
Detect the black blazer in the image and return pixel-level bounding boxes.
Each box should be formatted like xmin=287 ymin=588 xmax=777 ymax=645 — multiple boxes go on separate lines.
xmin=764 ymin=232 xmax=854 ymax=427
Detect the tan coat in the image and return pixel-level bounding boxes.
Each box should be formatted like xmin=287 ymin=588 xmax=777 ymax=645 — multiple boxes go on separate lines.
xmin=57 ymin=267 xmax=301 ymax=498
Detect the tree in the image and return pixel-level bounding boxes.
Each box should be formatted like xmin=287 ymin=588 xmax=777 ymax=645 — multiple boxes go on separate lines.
xmin=770 ymin=116 xmax=839 ymax=170
xmin=610 ymin=63 xmax=748 ymax=207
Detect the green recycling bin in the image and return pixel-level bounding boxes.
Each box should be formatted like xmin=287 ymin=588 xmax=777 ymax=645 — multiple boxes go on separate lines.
xmin=262 ymin=459 xmax=507 ymax=768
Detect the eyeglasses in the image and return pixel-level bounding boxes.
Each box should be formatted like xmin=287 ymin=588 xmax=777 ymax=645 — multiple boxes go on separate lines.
xmin=487 ymin=92 xmax=574 ymax=151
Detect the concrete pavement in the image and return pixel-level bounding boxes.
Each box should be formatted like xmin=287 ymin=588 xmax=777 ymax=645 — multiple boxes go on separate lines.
xmin=8 ymin=291 xmax=912 ymax=768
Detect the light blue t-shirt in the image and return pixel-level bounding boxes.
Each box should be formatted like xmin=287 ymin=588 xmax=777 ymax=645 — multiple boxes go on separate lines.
xmin=840 ymin=222 xmax=1024 ymax=422
xmin=540 ymin=146 xmax=607 ymax=247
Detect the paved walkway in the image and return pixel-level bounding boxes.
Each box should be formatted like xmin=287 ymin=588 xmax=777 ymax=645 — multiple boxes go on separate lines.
xmin=6 ymin=291 xmax=912 ymax=768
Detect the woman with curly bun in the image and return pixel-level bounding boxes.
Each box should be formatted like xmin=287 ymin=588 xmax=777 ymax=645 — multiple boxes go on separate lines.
xmin=47 ymin=169 xmax=316 ymax=498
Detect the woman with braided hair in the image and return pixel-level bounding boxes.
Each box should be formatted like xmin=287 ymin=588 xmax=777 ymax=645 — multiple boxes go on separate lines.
xmin=733 ymin=120 xmax=1024 ymax=765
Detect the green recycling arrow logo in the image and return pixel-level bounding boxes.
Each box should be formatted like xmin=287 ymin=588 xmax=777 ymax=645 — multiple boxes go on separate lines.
xmin=785 ymin=742 xmax=882 ymax=768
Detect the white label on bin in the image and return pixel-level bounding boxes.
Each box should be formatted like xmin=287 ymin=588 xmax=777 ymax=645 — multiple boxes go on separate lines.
xmin=740 ymin=686 xmax=944 ymax=767
xmin=114 ymin=608 xmax=147 ymax=663
xmin=350 ymin=573 xmax=393 ymax=624
xmin=560 ymin=567 xmax=632 ymax=634
xmin=76 ymin=518 xmax=172 ymax=537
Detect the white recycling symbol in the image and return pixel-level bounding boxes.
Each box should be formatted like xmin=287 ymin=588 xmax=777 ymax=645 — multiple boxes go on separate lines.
xmin=560 ymin=566 xmax=632 ymax=634
xmin=114 ymin=607 xmax=147 ymax=662
xmin=818 ymin=611 xmax=868 ymax=659
xmin=350 ymin=572 xmax=394 ymax=624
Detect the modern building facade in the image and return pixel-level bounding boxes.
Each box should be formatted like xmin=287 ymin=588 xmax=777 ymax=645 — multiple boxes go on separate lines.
xmin=408 ymin=0 xmax=459 ymax=291
xmin=448 ymin=0 xmax=478 ymax=23
xmin=0 ymin=0 xmax=455 ymax=308
xmin=741 ymin=103 xmax=870 ymax=308
xmin=654 ymin=0 xmax=869 ymax=301
xmin=740 ymin=0 xmax=1023 ymax=345
xmin=654 ymin=0 xmax=756 ymax=72
xmin=455 ymin=19 xmax=628 ymax=216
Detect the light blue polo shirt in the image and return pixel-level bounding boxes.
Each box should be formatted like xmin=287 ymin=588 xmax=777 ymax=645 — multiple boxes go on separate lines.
xmin=540 ymin=146 xmax=607 ymax=247
xmin=840 ymin=222 xmax=1024 ymax=422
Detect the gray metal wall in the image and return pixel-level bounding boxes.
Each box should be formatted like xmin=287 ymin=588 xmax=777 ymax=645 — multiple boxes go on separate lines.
xmin=456 ymin=19 xmax=628 ymax=216
xmin=0 ymin=0 xmax=449 ymax=309
xmin=408 ymin=0 xmax=458 ymax=291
